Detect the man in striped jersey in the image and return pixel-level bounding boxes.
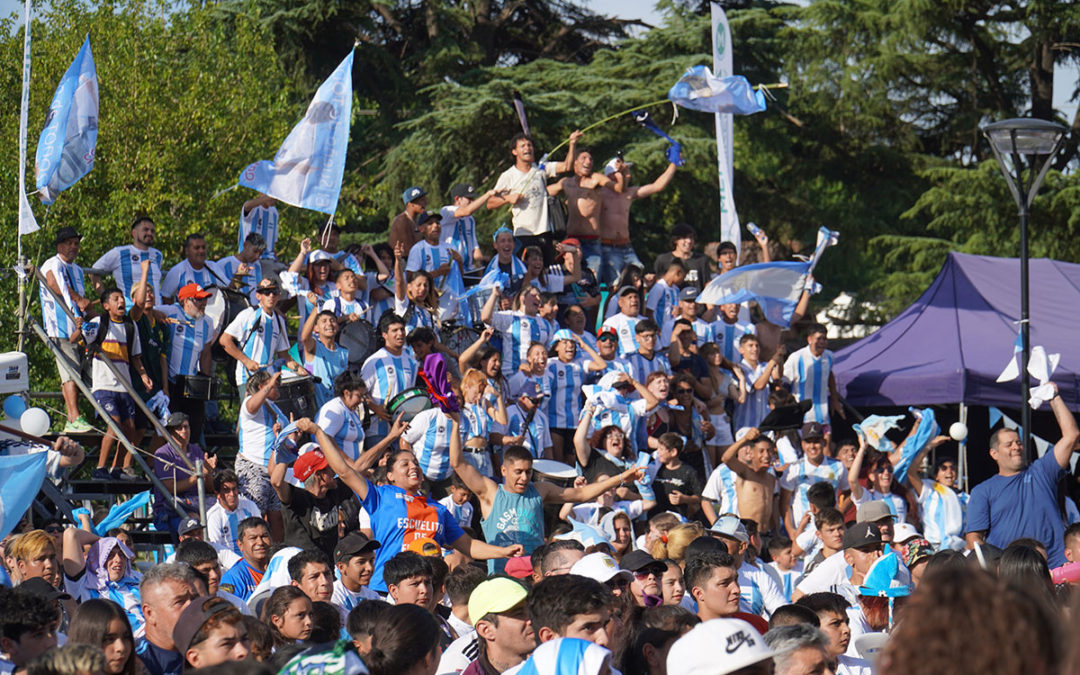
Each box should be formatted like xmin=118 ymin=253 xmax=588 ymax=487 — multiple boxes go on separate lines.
xmin=779 ymin=423 xmax=849 ymax=543
xmin=161 ymin=234 xmax=228 ymax=302
xmin=783 ymin=324 xmax=842 ymax=429
xmin=219 ymin=279 xmax=304 ymax=388
xmin=711 ymin=302 xmax=756 ymax=366
xmin=217 ymin=232 xmax=266 ymax=304
xmin=617 ymin=319 xmax=671 ymax=384
xmin=545 ymin=329 xmax=607 ymax=464
xmin=600 ymin=286 xmax=644 ymax=356
xmin=90 ymin=216 xmax=164 ymax=310
xmin=239 ymin=194 xmax=279 ymax=260
xmin=157 ymin=283 xmax=216 ymax=445
xmin=361 ymin=313 xmax=418 ymax=447
xmin=40 ymin=226 xmax=94 ymax=432
xmin=441 ymin=183 xmax=496 ymax=273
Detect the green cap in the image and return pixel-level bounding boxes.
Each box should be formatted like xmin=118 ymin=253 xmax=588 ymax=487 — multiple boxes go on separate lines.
xmin=468 ymin=577 xmax=528 ymax=626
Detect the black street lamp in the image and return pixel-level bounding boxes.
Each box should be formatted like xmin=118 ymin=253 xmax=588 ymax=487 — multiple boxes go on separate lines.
xmin=981 ymin=118 xmax=1067 ymax=461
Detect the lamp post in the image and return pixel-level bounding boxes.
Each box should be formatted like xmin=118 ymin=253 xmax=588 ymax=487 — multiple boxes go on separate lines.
xmin=981 ymin=118 xmax=1067 ymax=462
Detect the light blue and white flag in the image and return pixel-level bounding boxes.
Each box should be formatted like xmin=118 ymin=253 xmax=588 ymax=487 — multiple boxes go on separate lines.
xmin=854 ymin=415 xmax=905 ymax=453
xmin=893 ymin=408 xmax=940 ymax=481
xmin=35 ymin=36 xmax=98 ymax=205
xmin=239 ymin=50 xmax=354 ymax=215
xmin=697 ymin=227 xmax=838 ymax=327
xmin=668 ymin=65 xmax=766 ymax=116
xmin=0 ymin=452 xmax=48 ymax=540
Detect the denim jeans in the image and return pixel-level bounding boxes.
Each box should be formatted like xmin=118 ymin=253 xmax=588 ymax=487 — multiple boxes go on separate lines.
xmin=600 ymin=244 xmax=643 ymax=285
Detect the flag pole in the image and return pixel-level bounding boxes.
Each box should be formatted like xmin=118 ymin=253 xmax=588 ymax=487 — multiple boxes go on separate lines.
xmin=16 ymin=0 xmax=34 ymax=352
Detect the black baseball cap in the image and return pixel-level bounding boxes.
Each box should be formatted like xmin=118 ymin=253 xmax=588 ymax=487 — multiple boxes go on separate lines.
xmin=18 ymin=577 xmax=72 ymax=602
xmin=843 ymin=522 xmax=884 ymax=550
xmin=450 ymin=183 xmax=479 ymax=200
xmin=178 ymin=517 xmax=203 ymax=536
xmin=800 ymin=422 xmax=825 ymax=440
xmin=173 ymin=596 xmax=234 ymax=653
xmin=334 ymin=531 xmax=381 ymax=563
xmin=620 ymin=550 xmax=665 ymax=575
xmin=417 ymin=211 xmax=443 ymax=228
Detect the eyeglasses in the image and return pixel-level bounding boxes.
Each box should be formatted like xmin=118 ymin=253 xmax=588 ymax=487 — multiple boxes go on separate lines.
xmin=257 ymin=288 xmax=281 ymax=295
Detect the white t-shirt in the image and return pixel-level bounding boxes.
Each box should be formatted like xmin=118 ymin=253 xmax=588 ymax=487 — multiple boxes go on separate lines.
xmin=493 ymin=162 xmax=559 ymax=236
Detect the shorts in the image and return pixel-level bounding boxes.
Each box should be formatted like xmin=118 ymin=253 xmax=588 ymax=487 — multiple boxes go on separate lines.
xmin=235 ymin=454 xmax=281 ymax=513
xmin=708 ymin=413 xmax=734 ymax=446
xmin=462 ymin=447 xmax=493 ymax=478
xmin=93 ymin=390 xmax=136 ymax=423
xmin=51 ymin=338 xmax=82 ymax=384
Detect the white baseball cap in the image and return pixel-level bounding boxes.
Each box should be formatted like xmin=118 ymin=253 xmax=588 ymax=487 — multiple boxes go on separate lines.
xmin=569 ymin=552 xmax=632 ymax=585
xmin=667 ymin=618 xmax=774 ymax=675
xmin=893 ymin=522 xmax=921 ymax=544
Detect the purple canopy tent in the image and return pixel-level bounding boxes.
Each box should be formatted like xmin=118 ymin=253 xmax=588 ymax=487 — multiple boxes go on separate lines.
xmin=834 ymin=252 xmax=1080 ymax=412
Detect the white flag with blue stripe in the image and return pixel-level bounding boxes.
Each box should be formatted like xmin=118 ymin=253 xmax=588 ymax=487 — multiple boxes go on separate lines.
xmin=239 ymin=50 xmax=353 ymax=215
xmin=698 ymin=226 xmax=838 ymax=327
xmin=35 ymin=35 xmax=98 ymax=205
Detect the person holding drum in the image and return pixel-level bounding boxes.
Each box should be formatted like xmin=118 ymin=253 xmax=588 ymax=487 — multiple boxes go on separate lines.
xmin=217 ymin=232 xmax=266 ymax=305
xmin=481 ymin=283 xmax=554 ymax=378
xmin=300 ymin=309 xmax=349 ymax=408
xmin=220 ymin=279 xmax=304 ymax=389
xmin=361 ymin=313 xmax=420 ymax=449
xmin=393 ymin=240 xmax=439 ymax=334
xmin=291 ymin=417 xmax=523 ymax=594
xmin=447 ymin=412 xmax=645 ymax=574
xmin=235 ymin=369 xmax=291 ymax=542
xmin=282 ymin=238 xmax=337 ymax=343
xmin=157 ymin=282 xmax=217 ymax=446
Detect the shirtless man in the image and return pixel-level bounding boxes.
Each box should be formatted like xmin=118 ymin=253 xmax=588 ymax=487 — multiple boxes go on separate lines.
xmin=721 ymin=428 xmax=778 ymax=532
xmin=547 ymin=148 xmax=613 ymax=276
xmin=598 ymin=156 xmax=678 ymax=285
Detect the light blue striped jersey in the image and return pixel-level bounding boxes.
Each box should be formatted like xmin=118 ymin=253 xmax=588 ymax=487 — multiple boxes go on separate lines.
xmin=406 ymin=240 xmax=455 ymax=290
xmin=280 ymin=272 xmax=336 ymax=344
xmin=545 ymin=359 xmax=587 ymax=429
xmin=206 ymin=497 xmax=260 ymax=553
xmin=501 ymin=404 xmax=552 ymax=458
xmin=237 ymin=396 xmax=287 ymax=466
xmin=394 ymin=296 xmax=436 ymax=334
xmin=783 ymin=346 xmax=835 ymax=424
xmin=40 ymin=255 xmax=85 ymax=339
xmin=222 ymin=307 xmax=291 ymax=387
xmin=461 ymin=401 xmax=493 ymax=442
xmin=917 ymin=480 xmax=969 ymax=548
xmin=316 ymin=396 xmax=366 ymax=461
xmin=779 ymin=456 xmax=848 ymax=526
xmin=702 ymin=463 xmax=740 ymax=514
xmin=659 ymin=316 xmax=714 ymax=348
xmin=440 ymin=207 xmax=482 ymax=272
xmin=161 ymin=259 xmax=228 ymax=299
xmin=93 ymin=245 xmax=164 ymax=310
xmin=216 ymin=255 xmax=263 ymax=304
xmin=402 ymin=407 xmax=455 ymax=480
xmin=735 ymin=361 xmax=771 ymax=429
xmin=601 ymin=313 xmax=643 ymax=356
xmin=618 ymin=351 xmax=672 ymax=384
xmin=767 ymin=560 xmax=804 ymax=603
xmin=238 ymin=203 xmax=279 ymax=259
xmin=711 ymin=318 xmax=756 ymax=364
xmin=322 ymin=294 xmax=368 ymax=319
xmin=157 ymin=304 xmax=215 ymax=379
xmin=738 ymin=562 xmax=787 ymax=618
xmin=853 ymin=488 xmax=908 ymax=523
xmin=330 ymin=250 xmax=362 ymax=274
xmin=360 ymin=347 xmax=419 ymax=438
xmin=484 ymin=255 xmax=527 ymax=288
xmin=646 ymin=279 xmax=679 ymax=322
xmin=490 ymin=310 xmax=554 ymax=376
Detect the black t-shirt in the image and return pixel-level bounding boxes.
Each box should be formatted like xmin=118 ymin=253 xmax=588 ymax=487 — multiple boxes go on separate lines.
xmin=581 ymin=448 xmax=626 ymax=484
xmin=653 ymin=252 xmax=712 ymax=292
xmin=652 ymin=462 xmax=703 ymax=517
xmin=283 ymin=482 xmax=355 ymax=559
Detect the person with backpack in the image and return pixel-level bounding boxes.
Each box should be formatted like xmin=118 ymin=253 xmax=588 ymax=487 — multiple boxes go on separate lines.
xmin=72 ymin=286 xmax=153 ymax=481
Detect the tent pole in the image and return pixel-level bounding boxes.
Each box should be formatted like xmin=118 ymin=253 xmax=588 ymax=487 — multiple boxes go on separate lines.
xmin=959 ymin=402 xmax=969 ymax=493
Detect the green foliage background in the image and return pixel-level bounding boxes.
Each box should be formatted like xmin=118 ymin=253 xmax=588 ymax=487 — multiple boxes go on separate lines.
xmin=2 ymin=0 xmax=1079 ymax=398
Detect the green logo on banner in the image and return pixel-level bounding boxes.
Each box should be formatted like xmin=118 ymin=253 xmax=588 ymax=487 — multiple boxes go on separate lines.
xmin=715 ymin=23 xmax=726 ymax=58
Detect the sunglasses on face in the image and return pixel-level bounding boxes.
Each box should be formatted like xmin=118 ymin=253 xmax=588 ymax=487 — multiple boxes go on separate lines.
xmin=676 ymin=388 xmax=694 ymax=395
xmin=257 ymin=287 xmax=281 ymax=295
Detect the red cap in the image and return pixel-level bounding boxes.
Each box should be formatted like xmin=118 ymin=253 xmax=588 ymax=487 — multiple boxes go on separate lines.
xmin=504 ymin=556 xmax=534 ymax=579
xmin=597 ymin=326 xmax=618 ymax=341
xmin=293 ymin=450 xmax=329 ymax=482
xmin=177 ymin=283 xmax=212 ymax=301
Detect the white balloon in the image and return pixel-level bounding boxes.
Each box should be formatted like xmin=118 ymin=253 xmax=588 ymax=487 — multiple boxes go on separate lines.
xmin=20 ymin=407 xmax=51 ymax=437
xmin=949 ymin=422 xmax=968 ymax=442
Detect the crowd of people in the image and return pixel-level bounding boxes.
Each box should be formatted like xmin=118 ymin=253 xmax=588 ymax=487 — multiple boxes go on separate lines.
xmin=8 ymin=129 xmax=1080 ymax=675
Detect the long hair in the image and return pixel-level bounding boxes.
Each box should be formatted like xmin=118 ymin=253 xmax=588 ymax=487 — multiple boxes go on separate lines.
xmin=260 ymin=586 xmax=310 ymax=647
xmin=364 ymin=604 xmax=441 ymax=675
xmin=67 ymin=598 xmax=137 ymax=675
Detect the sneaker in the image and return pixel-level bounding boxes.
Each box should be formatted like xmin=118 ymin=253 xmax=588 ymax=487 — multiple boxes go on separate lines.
xmin=110 ymin=468 xmax=124 ymax=480
xmin=119 ymin=468 xmax=140 ymax=481
xmin=91 ymin=468 xmax=112 ymax=481
xmin=64 ymin=416 xmax=93 ymax=433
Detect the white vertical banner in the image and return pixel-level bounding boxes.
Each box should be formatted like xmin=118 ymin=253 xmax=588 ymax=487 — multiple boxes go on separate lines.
xmin=17 ymin=0 xmax=39 ymax=236
xmin=711 ymin=2 xmax=739 ymax=256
